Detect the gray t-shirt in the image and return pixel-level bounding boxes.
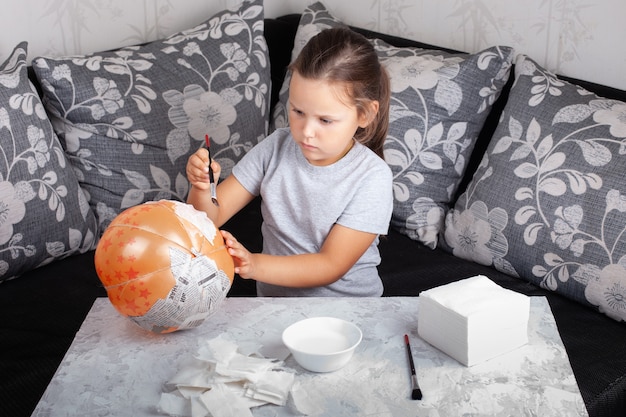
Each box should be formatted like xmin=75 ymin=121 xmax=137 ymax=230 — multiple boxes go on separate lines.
xmin=232 ymin=128 xmax=393 ymax=297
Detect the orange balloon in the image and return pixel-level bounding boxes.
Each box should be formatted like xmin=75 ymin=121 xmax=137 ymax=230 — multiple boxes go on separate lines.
xmin=94 ymin=200 xmax=234 ymax=333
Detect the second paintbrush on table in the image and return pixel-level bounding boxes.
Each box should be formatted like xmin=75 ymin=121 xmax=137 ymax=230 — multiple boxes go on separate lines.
xmin=404 ymin=334 xmax=423 ymax=400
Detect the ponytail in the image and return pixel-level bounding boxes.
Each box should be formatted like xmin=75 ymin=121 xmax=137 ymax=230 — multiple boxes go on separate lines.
xmin=356 ymin=66 xmax=390 ymax=159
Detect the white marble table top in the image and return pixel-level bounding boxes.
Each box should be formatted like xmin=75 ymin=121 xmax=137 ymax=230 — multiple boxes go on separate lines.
xmin=32 ymin=296 xmax=587 ymax=416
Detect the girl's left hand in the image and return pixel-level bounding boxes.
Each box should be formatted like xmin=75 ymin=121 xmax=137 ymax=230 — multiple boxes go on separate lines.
xmin=221 ymin=230 xmax=256 ymax=279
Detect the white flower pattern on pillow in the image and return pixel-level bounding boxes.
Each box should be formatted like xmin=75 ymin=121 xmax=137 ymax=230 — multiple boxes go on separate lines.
xmin=0 ymin=181 xmax=27 ymax=246
xmin=593 ymin=102 xmax=626 ymax=138
xmin=385 ymin=56 xmax=445 ymax=92
xmin=585 ymin=264 xmax=626 ymax=320
xmin=445 ymin=200 xmax=509 ymax=266
xmin=165 ymin=86 xmax=237 ymax=147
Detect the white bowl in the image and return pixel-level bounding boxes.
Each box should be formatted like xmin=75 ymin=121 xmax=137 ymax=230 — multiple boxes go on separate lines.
xmin=282 ymin=317 xmax=362 ymax=372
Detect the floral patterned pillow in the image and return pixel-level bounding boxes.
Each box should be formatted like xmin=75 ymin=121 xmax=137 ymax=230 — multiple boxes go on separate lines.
xmin=33 ymin=0 xmax=269 ymax=232
xmin=271 ymin=1 xmax=513 ymax=248
xmin=0 ymin=42 xmax=97 ymax=282
xmin=444 ymin=54 xmax=626 ymax=321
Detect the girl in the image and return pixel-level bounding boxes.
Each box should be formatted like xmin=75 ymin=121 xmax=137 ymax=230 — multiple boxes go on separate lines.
xmin=186 ymin=27 xmax=392 ymax=296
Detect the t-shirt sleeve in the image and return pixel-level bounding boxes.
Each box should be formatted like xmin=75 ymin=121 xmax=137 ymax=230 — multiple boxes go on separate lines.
xmin=337 ymin=159 xmax=393 ymax=235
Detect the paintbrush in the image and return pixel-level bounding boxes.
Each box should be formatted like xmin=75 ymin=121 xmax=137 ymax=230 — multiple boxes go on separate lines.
xmin=204 ymin=134 xmax=219 ymax=207
xmin=404 ymin=334 xmax=423 ymax=400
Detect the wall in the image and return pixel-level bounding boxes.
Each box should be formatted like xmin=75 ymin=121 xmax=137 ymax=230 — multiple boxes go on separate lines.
xmin=0 ymin=0 xmax=624 ymax=90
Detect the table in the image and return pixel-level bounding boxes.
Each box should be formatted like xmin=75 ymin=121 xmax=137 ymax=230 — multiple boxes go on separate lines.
xmin=32 ymin=297 xmax=587 ymax=416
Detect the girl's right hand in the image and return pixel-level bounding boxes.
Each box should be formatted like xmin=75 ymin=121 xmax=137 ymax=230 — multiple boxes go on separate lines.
xmin=186 ymin=148 xmax=221 ymax=191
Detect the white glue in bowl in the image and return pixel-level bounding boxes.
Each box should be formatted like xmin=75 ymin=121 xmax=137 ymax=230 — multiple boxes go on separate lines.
xmin=282 ymin=317 xmax=362 ymax=372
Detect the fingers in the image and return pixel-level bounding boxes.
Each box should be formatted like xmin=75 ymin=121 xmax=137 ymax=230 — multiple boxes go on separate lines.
xmin=221 ymin=230 xmax=254 ymax=279
xmin=186 ymin=149 xmax=221 ymax=189
xmin=187 ymin=152 xmax=207 ymax=179
xmin=221 ymin=230 xmax=242 ymax=257
xmin=209 ymin=159 xmax=221 ymax=183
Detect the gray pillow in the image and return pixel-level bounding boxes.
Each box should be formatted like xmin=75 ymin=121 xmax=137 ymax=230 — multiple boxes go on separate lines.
xmin=33 ymin=0 xmax=270 ymax=232
xmin=0 ymin=42 xmax=97 ymax=281
xmin=271 ymin=1 xmax=513 ymax=249
xmin=444 ymin=54 xmax=626 ymax=322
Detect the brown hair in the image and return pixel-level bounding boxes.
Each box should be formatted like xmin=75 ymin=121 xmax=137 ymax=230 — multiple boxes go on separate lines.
xmin=289 ymin=27 xmax=390 ymax=159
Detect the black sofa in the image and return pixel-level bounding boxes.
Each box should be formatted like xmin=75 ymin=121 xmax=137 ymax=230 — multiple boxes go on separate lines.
xmin=1 ymin=13 xmax=625 ymax=417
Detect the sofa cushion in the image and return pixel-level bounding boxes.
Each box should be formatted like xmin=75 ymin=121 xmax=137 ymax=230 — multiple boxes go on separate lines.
xmin=270 ymin=1 xmax=513 ymax=249
xmin=0 ymin=42 xmax=97 ymax=282
xmin=32 ymin=0 xmax=270 ymax=232
xmin=444 ymin=54 xmax=626 ymax=322
xmin=375 ymin=40 xmax=513 ymax=249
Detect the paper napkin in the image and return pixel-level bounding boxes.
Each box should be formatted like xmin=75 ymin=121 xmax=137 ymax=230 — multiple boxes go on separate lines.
xmin=158 ymin=335 xmax=295 ymax=417
xmin=418 ymin=275 xmax=530 ymax=366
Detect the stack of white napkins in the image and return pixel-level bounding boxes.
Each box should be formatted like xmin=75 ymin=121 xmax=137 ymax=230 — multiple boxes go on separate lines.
xmin=158 ymin=335 xmax=295 ymax=417
xmin=418 ymin=275 xmax=530 ymax=366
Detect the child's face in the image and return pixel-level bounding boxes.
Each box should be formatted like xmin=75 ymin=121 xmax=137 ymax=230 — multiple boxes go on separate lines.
xmin=288 ymin=71 xmax=372 ymax=166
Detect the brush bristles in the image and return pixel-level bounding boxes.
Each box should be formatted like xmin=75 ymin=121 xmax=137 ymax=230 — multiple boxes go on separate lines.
xmin=412 ymin=388 xmax=422 ymax=400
